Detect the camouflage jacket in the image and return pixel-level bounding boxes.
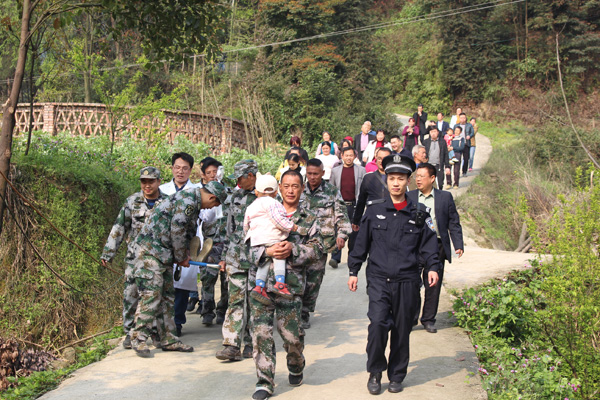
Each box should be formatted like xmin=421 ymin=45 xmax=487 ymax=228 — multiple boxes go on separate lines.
xmin=303 ymin=181 xmax=351 ymax=252
xmin=134 ymin=187 xmax=207 ymax=266
xmin=249 ymin=198 xmax=324 ymax=295
xmin=220 ymin=187 xmax=257 ymax=271
xmin=101 ymin=190 xmax=166 ymax=262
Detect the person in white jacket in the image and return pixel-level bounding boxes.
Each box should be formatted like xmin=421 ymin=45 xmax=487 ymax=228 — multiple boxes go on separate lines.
xmin=362 ymin=129 xmax=393 ymax=164
xmin=159 ymin=152 xmax=200 ymax=337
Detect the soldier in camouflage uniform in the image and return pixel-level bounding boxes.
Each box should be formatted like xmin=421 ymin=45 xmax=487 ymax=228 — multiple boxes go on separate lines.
xmin=130 ymin=181 xmax=227 ymax=357
xmin=301 ymin=158 xmax=352 ymax=329
xmin=215 ymin=160 xmax=258 ymax=361
xmin=100 ymin=167 xmax=165 ymax=349
xmin=249 ymin=169 xmax=324 ymax=400
xmin=198 ymin=209 xmax=229 ymax=324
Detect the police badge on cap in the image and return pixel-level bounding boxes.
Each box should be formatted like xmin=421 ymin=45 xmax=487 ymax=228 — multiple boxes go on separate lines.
xmin=382 ymin=154 xmax=416 ymax=175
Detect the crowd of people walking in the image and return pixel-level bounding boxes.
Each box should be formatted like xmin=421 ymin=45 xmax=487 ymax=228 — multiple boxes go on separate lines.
xmin=99 ymin=105 xmax=467 ymax=398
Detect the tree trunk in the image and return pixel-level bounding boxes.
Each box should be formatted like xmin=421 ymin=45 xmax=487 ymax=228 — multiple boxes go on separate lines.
xmin=0 ymin=0 xmax=31 ymax=235
xmin=83 ymin=14 xmax=93 ymax=103
xmin=25 ymin=48 xmax=37 ymax=156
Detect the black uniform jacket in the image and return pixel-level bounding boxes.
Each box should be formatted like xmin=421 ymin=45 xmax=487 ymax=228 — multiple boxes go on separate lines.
xmin=353 ymin=171 xmax=389 ymax=225
xmin=406 ymin=189 xmax=464 ymax=264
xmin=348 ymin=195 xmax=440 ymax=282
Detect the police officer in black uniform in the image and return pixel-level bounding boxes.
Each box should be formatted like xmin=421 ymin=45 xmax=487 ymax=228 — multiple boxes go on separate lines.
xmin=347 ymin=154 xmax=440 ymax=395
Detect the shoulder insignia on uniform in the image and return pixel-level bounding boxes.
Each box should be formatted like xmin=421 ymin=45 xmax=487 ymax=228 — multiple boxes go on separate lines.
xmin=426 ymin=217 xmax=436 ymax=232
xmin=184 ymin=205 xmax=195 ymax=216
xmin=376 ymin=215 xmax=386 ymax=220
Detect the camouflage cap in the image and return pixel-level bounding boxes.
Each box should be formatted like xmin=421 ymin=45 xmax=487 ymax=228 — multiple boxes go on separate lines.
xmin=228 ymin=159 xmax=258 ymax=180
xmin=140 ymin=166 xmax=161 ymax=180
xmin=203 ymin=181 xmax=227 ymax=204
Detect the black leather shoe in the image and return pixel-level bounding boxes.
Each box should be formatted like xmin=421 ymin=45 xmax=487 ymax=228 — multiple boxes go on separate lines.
xmin=423 ymin=323 xmax=437 ymax=333
xmin=388 ymin=381 xmax=403 ymax=393
xmin=367 ymin=372 xmax=382 ymax=395
xmin=252 ymin=389 xmax=271 ymax=400
xmin=289 ymin=373 xmax=303 ymax=386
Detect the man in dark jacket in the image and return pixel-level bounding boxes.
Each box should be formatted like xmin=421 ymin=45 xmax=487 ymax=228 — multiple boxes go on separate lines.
xmin=412 ymin=104 xmax=428 ymax=144
xmin=435 ymin=112 xmax=450 ymax=138
xmin=408 ymin=163 xmax=464 ymax=333
xmin=422 ymin=126 xmax=450 ymax=190
xmin=348 ymin=154 xmax=440 ymax=395
xmin=354 ymin=121 xmax=377 ymax=165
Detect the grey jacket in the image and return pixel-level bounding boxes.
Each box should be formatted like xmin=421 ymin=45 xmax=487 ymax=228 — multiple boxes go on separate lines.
xmin=329 ymin=164 xmax=366 ymax=201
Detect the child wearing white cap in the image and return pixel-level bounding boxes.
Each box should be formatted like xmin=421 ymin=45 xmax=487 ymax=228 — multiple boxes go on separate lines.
xmin=244 ymin=174 xmax=299 ymax=304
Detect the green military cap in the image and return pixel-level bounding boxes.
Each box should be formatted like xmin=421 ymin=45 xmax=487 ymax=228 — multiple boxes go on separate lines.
xmin=203 ymin=181 xmax=227 ymax=204
xmin=228 ymin=159 xmax=258 ymax=180
xmin=140 ymin=166 xmax=161 ymax=180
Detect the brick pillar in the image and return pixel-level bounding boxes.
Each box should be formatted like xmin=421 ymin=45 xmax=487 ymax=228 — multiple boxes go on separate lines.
xmin=42 ymin=103 xmax=56 ymax=134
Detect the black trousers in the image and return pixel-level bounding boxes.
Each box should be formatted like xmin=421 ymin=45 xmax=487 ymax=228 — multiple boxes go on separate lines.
xmin=417 ymin=240 xmax=446 ymax=325
xmin=366 ymin=278 xmax=420 ymax=383
xmin=462 ymin=146 xmax=471 ymax=174
xmin=431 ymin=164 xmax=445 ymax=190
xmin=331 ymin=203 xmax=357 ymax=263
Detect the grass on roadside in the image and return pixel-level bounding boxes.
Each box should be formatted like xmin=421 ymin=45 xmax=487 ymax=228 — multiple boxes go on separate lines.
xmin=2 ymin=328 xmax=124 ymax=400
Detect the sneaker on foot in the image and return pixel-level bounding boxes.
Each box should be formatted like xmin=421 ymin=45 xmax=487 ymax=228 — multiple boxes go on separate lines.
xmin=453 ymin=185 xmax=459 ymax=189
xmin=289 ymin=373 xmax=303 ymax=386
xmin=301 ymin=312 xmax=311 ymax=329
xmin=122 ymin=334 xmax=132 ymax=349
xmin=133 ymin=341 xmax=152 ymax=358
xmin=162 ymin=341 xmax=194 ymax=352
xmin=216 ymin=345 xmax=242 ymax=361
xmin=451 ymin=157 xmax=459 ymax=163
xmin=468 ymin=167 xmax=473 ymax=172
xmin=250 ymin=286 xmax=273 ymax=306
xmin=273 ymin=282 xmax=293 ymax=300
xmin=252 ymin=389 xmax=271 ymax=400
xmin=150 ymin=332 xmax=162 ymax=348
xmin=329 ymin=259 xmax=339 ymax=269
xmin=186 ymin=297 xmax=198 ymax=312
xmin=202 ymin=313 xmax=215 ymax=326
xmin=242 ymin=344 xmax=253 ymax=359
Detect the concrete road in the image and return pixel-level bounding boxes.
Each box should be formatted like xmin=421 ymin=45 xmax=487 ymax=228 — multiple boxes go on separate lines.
xmin=40 ymin=132 xmax=533 ymax=400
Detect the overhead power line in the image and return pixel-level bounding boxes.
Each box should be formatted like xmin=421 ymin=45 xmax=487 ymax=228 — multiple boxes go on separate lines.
xmin=7 ymin=0 xmax=525 ymax=85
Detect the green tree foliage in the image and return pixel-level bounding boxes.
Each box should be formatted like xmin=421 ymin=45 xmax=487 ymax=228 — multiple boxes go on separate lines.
xmin=524 ymin=173 xmax=600 ymax=399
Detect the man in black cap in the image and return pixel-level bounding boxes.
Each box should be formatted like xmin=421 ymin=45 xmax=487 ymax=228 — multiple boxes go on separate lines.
xmin=347 ymin=154 xmax=440 ymax=395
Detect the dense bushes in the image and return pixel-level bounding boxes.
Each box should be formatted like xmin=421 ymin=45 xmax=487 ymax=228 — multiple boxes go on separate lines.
xmin=454 ymin=176 xmax=600 ymax=399
xmin=0 ymin=132 xmax=285 ymax=349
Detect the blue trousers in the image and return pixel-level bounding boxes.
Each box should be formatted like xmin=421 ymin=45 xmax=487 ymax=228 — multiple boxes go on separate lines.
xmin=174 ymin=288 xmax=190 ymax=328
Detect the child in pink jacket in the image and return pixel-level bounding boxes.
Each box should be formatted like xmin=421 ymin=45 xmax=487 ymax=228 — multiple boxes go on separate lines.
xmin=244 ymin=174 xmax=300 ymax=304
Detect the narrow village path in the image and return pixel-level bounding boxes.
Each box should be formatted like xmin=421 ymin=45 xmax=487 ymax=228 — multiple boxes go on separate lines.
xmin=40 ymin=122 xmax=534 ymax=400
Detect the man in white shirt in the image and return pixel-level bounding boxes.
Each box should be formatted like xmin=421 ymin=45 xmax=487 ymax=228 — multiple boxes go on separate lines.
xmin=159 ymin=152 xmax=199 ymax=336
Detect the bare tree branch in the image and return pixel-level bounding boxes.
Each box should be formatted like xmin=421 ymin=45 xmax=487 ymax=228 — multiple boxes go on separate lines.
xmin=555 ymin=32 xmax=600 ymax=169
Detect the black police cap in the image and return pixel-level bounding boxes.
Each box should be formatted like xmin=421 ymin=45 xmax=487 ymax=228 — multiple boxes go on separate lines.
xmin=382 ymin=154 xmax=416 ymax=175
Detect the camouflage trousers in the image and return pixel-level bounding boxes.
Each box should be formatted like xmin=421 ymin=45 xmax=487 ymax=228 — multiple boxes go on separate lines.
xmin=131 ymin=255 xmax=178 ymax=346
xmin=199 ymin=268 xmax=229 ymax=316
xmin=249 ymin=293 xmax=305 ymax=394
xmin=301 ymin=254 xmax=328 ymax=315
xmin=221 ymin=270 xmax=252 ymax=348
xmin=123 ymin=260 xmax=138 ymax=334
xmin=199 ymin=245 xmax=229 ymax=316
